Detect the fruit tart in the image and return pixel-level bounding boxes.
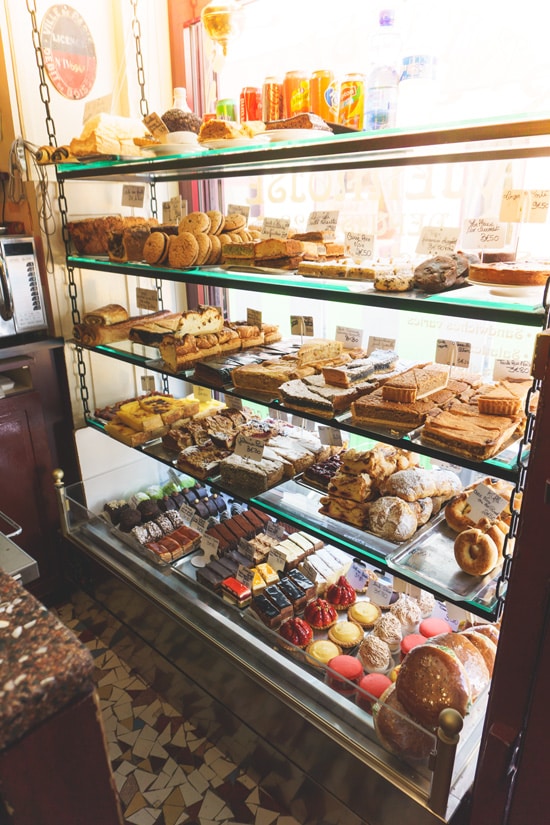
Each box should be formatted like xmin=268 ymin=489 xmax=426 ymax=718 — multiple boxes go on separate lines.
xmin=304 ymin=597 xmax=338 ymax=629
xmin=326 ymin=575 xmax=356 ymax=611
xmin=279 ymin=617 xmax=314 ymax=650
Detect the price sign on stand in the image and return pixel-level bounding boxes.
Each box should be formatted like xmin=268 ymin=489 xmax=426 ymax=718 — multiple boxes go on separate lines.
xmin=466 ymin=485 xmax=508 ymax=524
xmin=525 ymin=190 xmax=550 ymax=223
xmin=238 ymin=537 xmax=256 ymax=561
xmin=140 ymin=375 xmax=156 ymax=393
xmin=179 ymin=503 xmax=195 ymax=524
xmin=261 ymin=217 xmax=290 ymax=239
xmin=143 ymin=112 xmax=169 ymax=139
xmin=291 ymin=415 xmax=316 ymax=432
xmin=122 ymin=184 xmax=145 ymax=209
xmin=367 ymin=336 xmax=396 ymax=355
xmin=290 ymin=315 xmax=314 ymax=337
xmin=318 ymin=426 xmax=343 ymax=447
xmin=306 ymin=210 xmax=339 ymax=237
xmin=224 ymin=394 xmax=243 ymax=410
xmin=462 ymin=218 xmax=506 ymax=250
xmin=335 ymin=325 xmax=363 ymax=349
xmin=344 ymin=231 xmax=374 ymax=259
xmin=83 ymin=94 xmax=112 ymax=124
xmin=236 ymin=564 xmax=255 ymax=587
xmin=416 ymin=226 xmax=459 ymax=256
xmin=200 ymin=533 xmax=219 ymax=559
xmin=235 ymin=434 xmax=264 ymax=462
xmin=247 ymin=308 xmax=262 ymax=328
xmin=227 ymin=203 xmax=250 ymax=222
xmin=194 ymin=386 xmax=212 ymax=404
xmin=191 ymin=514 xmax=208 ymax=534
xmin=500 ymin=189 xmax=525 ymax=223
xmin=268 ymin=547 xmax=287 ymax=573
xmin=493 ymin=359 xmax=532 ymax=381
xmin=435 ymin=339 xmax=471 ymax=369
xmin=367 ymin=574 xmax=394 ymax=608
xmin=347 ymin=560 xmax=371 ymax=592
xmin=265 ymin=520 xmax=285 ymax=541
xmin=136 ymin=287 xmax=159 ymax=312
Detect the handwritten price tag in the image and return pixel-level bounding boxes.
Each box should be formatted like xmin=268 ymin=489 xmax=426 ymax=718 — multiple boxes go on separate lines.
xmin=265 ymin=520 xmax=285 ymax=540
xmin=191 ymin=514 xmax=208 ymax=534
xmin=335 ymin=325 xmax=363 ymax=348
xmin=261 ymin=217 xmax=290 ymax=239
xmin=318 ymin=426 xmax=343 ymax=447
xmin=526 ymin=189 xmax=550 ymax=224
xmin=83 ymin=93 xmax=112 ymax=123
xmin=143 ymin=112 xmax=169 ymax=138
xmin=235 ymin=434 xmax=264 ymax=462
xmin=493 ymin=358 xmax=532 ymax=381
xmin=268 ymin=547 xmax=288 ymax=573
xmin=238 ymin=537 xmax=256 ymax=560
xmin=367 ymin=575 xmax=394 ymax=607
xmin=179 ymin=503 xmax=195 ymax=524
xmin=307 ymin=210 xmax=339 ymax=237
xmin=416 ymin=226 xmax=459 ymax=256
xmin=194 ymin=386 xmax=212 ymax=404
xmin=140 ymin=375 xmax=156 ymax=393
xmin=367 ymin=335 xmax=396 ymax=355
xmin=436 ymin=339 xmax=471 ymax=369
xmin=227 ymin=203 xmax=250 ymax=221
xmin=347 ymin=560 xmax=371 ymax=591
xmin=122 ymin=184 xmax=146 ymax=208
xmin=224 ymin=394 xmax=243 ymax=410
xmin=200 ymin=533 xmax=219 ymax=558
xmin=500 ymin=189 xmax=525 ymax=223
xmin=462 ymin=217 xmax=506 ymax=250
xmin=290 ymin=415 xmax=316 ymax=431
xmin=344 ymin=230 xmax=375 ymax=259
xmin=466 ymin=484 xmax=508 ymax=524
xmin=290 ymin=315 xmax=314 ymax=337
xmin=136 ymin=287 xmax=159 ymax=311
xmin=247 ymin=308 xmax=262 ymax=328
xmin=237 ymin=564 xmax=255 ymax=587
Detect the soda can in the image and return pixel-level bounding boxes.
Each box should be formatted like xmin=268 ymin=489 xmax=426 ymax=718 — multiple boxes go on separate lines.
xmin=283 ymin=70 xmax=309 ymax=118
xmin=240 ymin=86 xmax=262 ymax=121
xmin=262 ymin=76 xmax=283 ymax=122
xmin=310 ymin=69 xmax=338 ymax=123
xmin=338 ymin=73 xmax=365 ymax=130
xmin=216 ymin=98 xmax=237 ymax=121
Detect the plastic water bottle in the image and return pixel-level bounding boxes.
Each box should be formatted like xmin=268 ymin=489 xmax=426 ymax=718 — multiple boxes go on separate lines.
xmin=365 ymin=9 xmax=400 ymax=131
xmin=396 ymin=55 xmax=438 ymax=128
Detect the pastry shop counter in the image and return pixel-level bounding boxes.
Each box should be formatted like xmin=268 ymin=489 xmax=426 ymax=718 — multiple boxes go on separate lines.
xmin=57 ymin=472 xmax=484 ymax=825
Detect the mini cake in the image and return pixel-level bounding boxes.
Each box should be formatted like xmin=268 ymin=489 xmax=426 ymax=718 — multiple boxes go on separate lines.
xmin=325 ymin=655 xmax=364 ymax=696
xmin=306 ymin=639 xmax=342 ymax=667
xmin=279 ymin=617 xmax=314 ymax=650
xmin=356 ymin=673 xmax=392 ymax=714
xmin=400 ymin=634 xmax=426 ymax=660
xmin=347 ymin=600 xmax=382 ymax=630
xmin=390 ymin=595 xmax=422 ymax=634
xmin=250 ymin=594 xmax=282 ymax=629
xmin=358 ymin=636 xmax=392 ymax=674
xmin=417 ymin=590 xmax=436 ymax=618
xmin=328 ymin=620 xmax=364 ymax=649
xmin=287 ymin=569 xmax=317 ymax=603
xmin=372 ymin=613 xmax=402 ymax=654
xmin=303 ymin=598 xmax=338 ymax=630
xmin=325 ymin=575 xmax=357 ymax=611
xmin=419 ymin=617 xmax=453 ymax=639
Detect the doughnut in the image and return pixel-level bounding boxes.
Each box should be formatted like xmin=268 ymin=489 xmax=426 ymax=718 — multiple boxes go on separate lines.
xmin=454 ymin=527 xmax=499 ymax=576
xmin=484 ymin=519 xmax=508 ymax=559
xmin=445 ymin=492 xmax=476 ymax=533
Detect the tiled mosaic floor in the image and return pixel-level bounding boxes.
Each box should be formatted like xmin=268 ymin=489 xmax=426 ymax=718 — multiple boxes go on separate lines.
xmin=55 ymin=601 xmax=303 ymax=825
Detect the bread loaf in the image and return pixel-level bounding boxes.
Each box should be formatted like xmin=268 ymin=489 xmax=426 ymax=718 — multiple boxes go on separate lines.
xmin=83 ymin=304 xmax=129 ymax=326
xmin=69 ymin=114 xmax=148 ymax=157
xmin=73 ymin=310 xmax=176 ymax=346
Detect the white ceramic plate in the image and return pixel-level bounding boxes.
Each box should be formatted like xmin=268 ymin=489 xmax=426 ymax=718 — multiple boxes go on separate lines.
xmin=146 ymin=142 xmax=202 ymax=156
xmin=200 ymin=137 xmax=261 ymax=149
xmin=262 ymin=128 xmax=333 ymax=142
xmin=466 ymin=276 xmax=544 ymax=298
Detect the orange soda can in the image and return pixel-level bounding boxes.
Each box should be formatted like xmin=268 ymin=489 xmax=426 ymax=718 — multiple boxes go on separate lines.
xmin=310 ymin=69 xmax=338 ymax=123
xmin=283 ymin=70 xmax=310 ymax=118
xmin=262 ymin=77 xmax=283 ymax=122
xmin=338 ymin=72 xmax=365 ymax=130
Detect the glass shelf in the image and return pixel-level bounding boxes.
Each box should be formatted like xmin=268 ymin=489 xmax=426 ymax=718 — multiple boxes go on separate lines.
xmin=56 ymin=114 xmax=550 ymax=182
xmin=68 ymin=257 xmax=547 ymax=326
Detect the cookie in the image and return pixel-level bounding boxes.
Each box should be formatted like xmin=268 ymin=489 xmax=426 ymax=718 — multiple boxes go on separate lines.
xmin=206 ymin=210 xmax=224 ymax=235
xmin=207 ymin=233 xmax=222 ymax=265
xmin=168 ymin=231 xmax=199 ymax=268
xmin=223 ymin=212 xmax=246 ymax=231
xmin=249 ymin=229 xmax=261 ymax=239
xmin=218 ymin=233 xmax=233 ymax=247
xmin=229 ymin=232 xmax=244 ymax=243
xmin=179 ymin=211 xmax=211 ymax=235
xmin=235 ymin=229 xmax=252 ymax=242
xmin=195 ymin=232 xmax=212 ymax=265
xmin=143 ymin=231 xmax=170 ymax=265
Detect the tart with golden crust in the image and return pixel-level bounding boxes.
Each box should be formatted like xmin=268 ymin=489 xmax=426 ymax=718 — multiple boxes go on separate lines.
xmin=279 ymin=617 xmax=314 ymax=650
xmin=303 ymin=597 xmax=338 ymax=629
xmin=326 ymin=575 xmax=356 ymax=611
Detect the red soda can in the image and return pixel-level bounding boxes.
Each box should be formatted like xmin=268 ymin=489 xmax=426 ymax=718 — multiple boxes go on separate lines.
xmin=283 ymin=70 xmax=309 ymax=118
xmin=240 ymin=86 xmax=262 ymax=121
xmin=310 ymin=69 xmax=337 ymax=123
xmin=262 ymin=76 xmax=283 ymax=122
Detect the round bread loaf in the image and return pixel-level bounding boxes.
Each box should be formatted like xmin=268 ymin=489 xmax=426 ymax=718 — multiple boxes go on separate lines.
xmin=460 ymin=630 xmax=497 ymax=676
xmin=469 ymin=623 xmax=500 ymax=646
xmin=373 ymin=684 xmax=434 ymax=760
xmin=367 ymin=496 xmax=418 ymax=542
xmin=395 ymin=643 xmax=471 ymax=729
xmin=430 ymin=632 xmax=490 ymax=701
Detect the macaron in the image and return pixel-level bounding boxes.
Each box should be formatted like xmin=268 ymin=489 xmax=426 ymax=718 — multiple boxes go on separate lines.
xmin=356 ymin=673 xmax=392 ymax=713
xmin=419 ymin=617 xmax=453 ymax=639
xmin=325 ymin=655 xmax=363 ymax=696
xmin=400 ymin=633 xmax=426 ymax=660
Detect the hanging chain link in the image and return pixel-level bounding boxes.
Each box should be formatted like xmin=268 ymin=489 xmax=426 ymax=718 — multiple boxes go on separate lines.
xmin=26 ymin=0 xmax=90 ymax=416
xmin=130 ymin=0 xmax=149 ymax=118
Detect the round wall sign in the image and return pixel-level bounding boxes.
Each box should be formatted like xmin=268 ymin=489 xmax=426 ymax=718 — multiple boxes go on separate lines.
xmin=40 ymin=5 xmax=97 ymax=100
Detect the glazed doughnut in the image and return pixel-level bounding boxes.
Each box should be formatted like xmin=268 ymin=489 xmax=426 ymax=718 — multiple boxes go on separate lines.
xmin=454 ymin=528 xmax=499 ymax=576
xmin=445 ymin=493 xmax=476 ymax=533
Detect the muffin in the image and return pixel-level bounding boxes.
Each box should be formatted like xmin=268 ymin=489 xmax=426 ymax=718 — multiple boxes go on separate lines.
xmin=390 ymin=595 xmax=422 ymax=634
xmin=347 ymin=600 xmax=381 ymax=630
xmin=372 ymin=613 xmax=402 ymax=654
xmin=328 ymin=620 xmax=364 ymax=649
xmin=358 ymin=636 xmax=392 ymax=674
xmin=306 ymin=639 xmax=342 ymax=667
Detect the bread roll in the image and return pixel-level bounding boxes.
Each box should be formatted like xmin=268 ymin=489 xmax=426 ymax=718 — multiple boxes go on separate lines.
xmin=373 ymin=684 xmax=434 ymax=760
xmin=430 ymin=632 xmax=490 ymax=701
xmin=366 ymin=497 xmax=418 ymax=542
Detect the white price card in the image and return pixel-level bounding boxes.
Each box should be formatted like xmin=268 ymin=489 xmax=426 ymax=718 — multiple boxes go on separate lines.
xmin=235 ymin=434 xmax=265 ymax=462
xmin=335 ymin=325 xmax=363 ymax=349
xmin=344 ymin=230 xmax=375 ymax=259
xmin=301 ymin=559 xmax=318 ymax=582
xmin=224 ymin=394 xmax=243 ymax=410
xmin=443 ymin=603 xmax=465 ymax=628
xmin=83 ymin=94 xmax=112 ymax=124
xmin=191 ymin=514 xmax=208 ymax=534
xmin=290 ymin=415 xmax=316 ymax=431
xmin=435 ymin=339 xmax=471 ymax=369
xmin=227 ymin=203 xmax=250 ymax=221
xmin=122 ymin=184 xmax=146 ymax=209
xmin=347 ymin=560 xmax=371 ymax=592
xmin=136 ymin=287 xmax=159 ymax=312
xmin=268 ymin=547 xmax=287 ymax=573
xmin=416 ymin=226 xmax=459 ymax=256
xmin=526 ymin=189 xmax=550 ymax=223
xmin=466 ymin=484 xmax=508 ymax=524
xmin=265 ymin=520 xmax=285 ymax=540
xmin=143 ymin=112 xmax=169 ymax=138
xmin=306 ymin=210 xmax=339 ymax=237
xmin=247 ymin=308 xmax=262 ymax=328
xmin=200 ymin=533 xmax=219 ymax=558
xmin=179 ymin=503 xmax=195 ymax=524
xmin=367 ymin=574 xmax=394 ymax=607
xmin=393 ymin=577 xmax=408 ymax=595
xmin=171 ymin=195 xmax=186 ymax=221
xmin=367 ymin=335 xmax=396 ymax=355
xmin=290 ymin=315 xmax=314 ymax=337
xmin=238 ymin=537 xmax=256 ymax=561
xmin=499 ymin=189 xmax=525 ymax=223
xmin=261 ymin=217 xmax=290 ymax=239
xmin=318 ymin=426 xmax=343 ymax=447
xmin=493 ymin=358 xmax=532 ymax=381
xmin=140 ymin=375 xmax=156 ymax=393
xmin=237 ymin=564 xmax=255 ymax=587
xmin=194 ymin=385 xmax=212 ymax=404
xmin=462 ymin=217 xmax=506 ymax=250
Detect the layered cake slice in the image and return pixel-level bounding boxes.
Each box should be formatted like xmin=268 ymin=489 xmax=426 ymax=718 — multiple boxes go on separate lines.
xmin=421 ymin=404 xmax=522 ymax=460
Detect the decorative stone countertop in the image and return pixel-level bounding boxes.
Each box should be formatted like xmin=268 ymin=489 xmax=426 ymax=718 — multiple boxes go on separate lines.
xmin=0 ymin=571 xmax=94 ymax=750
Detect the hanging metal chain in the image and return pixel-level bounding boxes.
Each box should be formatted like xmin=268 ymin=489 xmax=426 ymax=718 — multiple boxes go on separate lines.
xmin=26 ymin=0 xmax=91 ymax=417
xmin=130 ymin=0 xmax=149 ymax=118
